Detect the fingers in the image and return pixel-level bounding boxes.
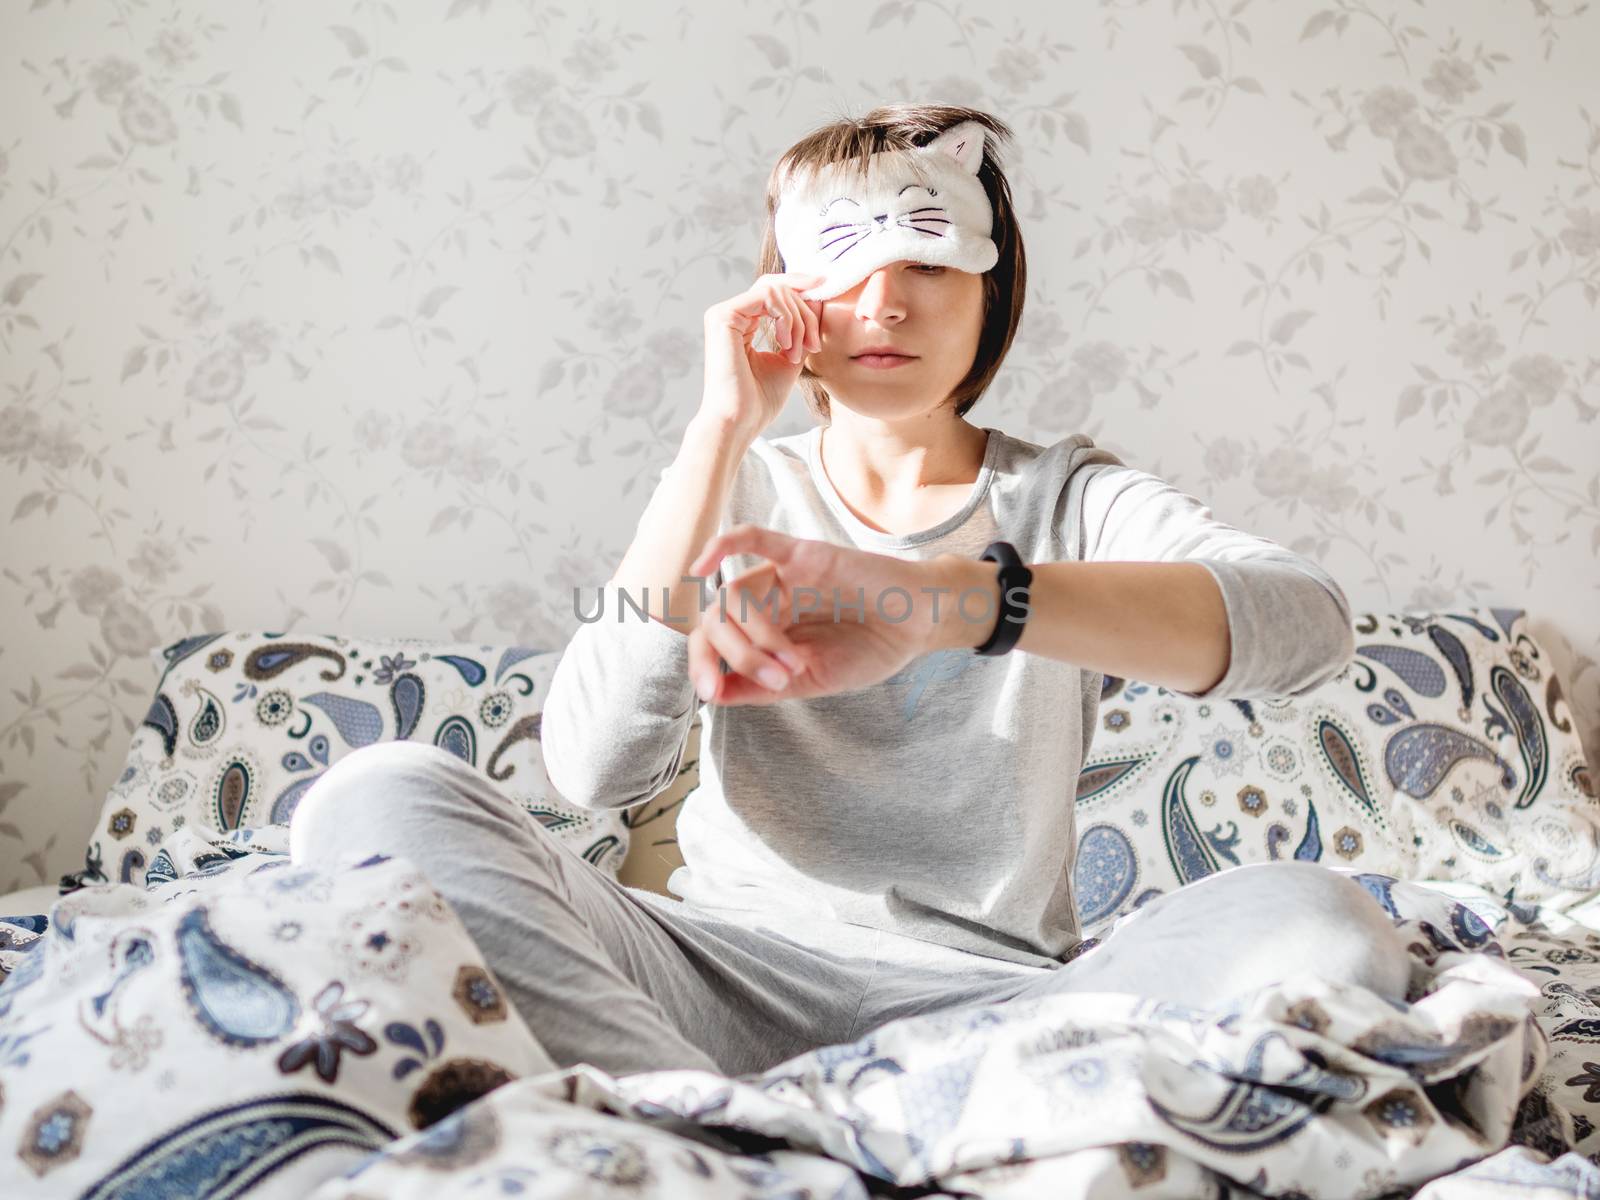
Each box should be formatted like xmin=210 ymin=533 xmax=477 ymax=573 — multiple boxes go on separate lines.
xmin=757 ymin=296 xmax=798 ymax=363
xmin=727 ymin=575 xmax=806 ymax=671
xmin=717 ymin=572 xmax=804 ymax=667
xmin=691 ymin=592 xmax=797 ymax=699
xmin=796 ymin=297 xmax=821 ymax=358
xmin=689 ymin=524 xmax=799 ymax=579
xmin=775 ymin=289 xmax=803 ymax=362
xmin=686 ymin=527 xmax=817 ymax=703
xmin=705 ymin=606 xmax=793 ymax=693
xmin=687 ymin=633 xmax=788 ymax=708
xmin=766 ymin=281 xmax=820 ymax=365
xmin=686 ymin=624 xmax=723 ymax=704
xmin=728 ymin=275 xmax=823 ymax=363
xmin=728 ymin=273 xmax=824 ymax=323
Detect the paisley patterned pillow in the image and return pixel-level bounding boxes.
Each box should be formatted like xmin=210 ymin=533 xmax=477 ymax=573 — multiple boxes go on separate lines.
xmin=1072 ymin=606 xmax=1599 ymax=939
xmin=59 ymin=631 xmax=632 ymax=895
xmin=0 ymin=851 xmax=556 ymax=1197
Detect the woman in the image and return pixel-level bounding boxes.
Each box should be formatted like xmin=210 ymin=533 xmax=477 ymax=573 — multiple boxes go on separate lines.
xmin=290 ymin=104 xmax=1412 ymax=1082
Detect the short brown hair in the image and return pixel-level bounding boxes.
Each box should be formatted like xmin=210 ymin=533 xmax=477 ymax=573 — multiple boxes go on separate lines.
xmin=757 ymin=103 xmax=1026 ymax=424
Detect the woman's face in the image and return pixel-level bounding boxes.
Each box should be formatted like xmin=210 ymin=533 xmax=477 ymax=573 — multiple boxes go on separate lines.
xmin=803 ymin=260 xmax=985 ymax=421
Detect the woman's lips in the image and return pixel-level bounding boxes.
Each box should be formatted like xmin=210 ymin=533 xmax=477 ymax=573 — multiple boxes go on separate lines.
xmin=851 ymin=353 xmax=917 ymax=369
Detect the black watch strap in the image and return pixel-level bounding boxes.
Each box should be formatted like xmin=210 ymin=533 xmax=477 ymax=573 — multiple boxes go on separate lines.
xmin=973 ymin=540 xmax=1032 ymax=656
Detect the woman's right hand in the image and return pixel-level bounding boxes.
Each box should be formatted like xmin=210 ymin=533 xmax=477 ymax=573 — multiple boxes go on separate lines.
xmin=700 ymin=272 xmax=826 ymax=438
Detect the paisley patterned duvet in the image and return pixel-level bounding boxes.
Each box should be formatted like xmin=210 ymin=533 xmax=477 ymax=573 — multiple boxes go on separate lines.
xmin=6 ymin=844 xmax=1600 ymax=1199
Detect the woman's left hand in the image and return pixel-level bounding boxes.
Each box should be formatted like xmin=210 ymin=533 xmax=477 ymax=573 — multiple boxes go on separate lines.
xmin=685 ymin=524 xmax=985 ymax=706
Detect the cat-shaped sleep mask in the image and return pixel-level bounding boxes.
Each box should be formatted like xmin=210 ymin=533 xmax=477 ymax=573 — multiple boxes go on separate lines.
xmin=773 ymin=118 xmax=999 ymax=302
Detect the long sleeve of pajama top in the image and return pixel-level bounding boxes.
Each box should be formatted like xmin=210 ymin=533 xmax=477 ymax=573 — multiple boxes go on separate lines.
xmin=540 ymin=425 xmax=1356 ymax=967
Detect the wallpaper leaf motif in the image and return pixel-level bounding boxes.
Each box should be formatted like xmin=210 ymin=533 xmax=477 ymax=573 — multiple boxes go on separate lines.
xmin=0 ymin=0 xmax=1595 ymax=891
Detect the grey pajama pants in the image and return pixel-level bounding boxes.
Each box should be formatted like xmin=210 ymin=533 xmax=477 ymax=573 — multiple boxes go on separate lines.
xmin=287 ymin=741 xmax=1414 ymax=1080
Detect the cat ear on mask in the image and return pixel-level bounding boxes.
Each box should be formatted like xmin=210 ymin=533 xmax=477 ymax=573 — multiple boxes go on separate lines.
xmin=922 ymin=119 xmax=987 ymax=176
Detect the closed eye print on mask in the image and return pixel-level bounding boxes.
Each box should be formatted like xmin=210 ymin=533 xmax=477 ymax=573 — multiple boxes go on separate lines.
xmin=816 ymin=183 xmax=951 ymax=262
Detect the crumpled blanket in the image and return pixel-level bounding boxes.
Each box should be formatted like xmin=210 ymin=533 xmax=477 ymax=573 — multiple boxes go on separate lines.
xmin=0 ymin=830 xmax=1561 ymax=1199
xmin=307 ymin=878 xmax=1548 ymax=1199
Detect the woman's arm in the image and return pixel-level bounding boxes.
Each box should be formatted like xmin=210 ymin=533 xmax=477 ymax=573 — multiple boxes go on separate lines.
xmin=678 ymin=493 xmax=1351 ymax=707
xmin=540 ymin=413 xmax=754 ymax=811
xmin=608 ymin=411 xmax=756 ymax=632
xmin=926 ymin=558 xmax=1231 ymax=693
xmin=924 ymin=554 xmax=1352 ymax=701
xmin=1034 ymin=457 xmax=1355 ymax=700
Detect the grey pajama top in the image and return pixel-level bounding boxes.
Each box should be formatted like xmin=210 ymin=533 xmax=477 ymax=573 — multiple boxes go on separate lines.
xmin=540 ymin=425 xmax=1355 ymax=967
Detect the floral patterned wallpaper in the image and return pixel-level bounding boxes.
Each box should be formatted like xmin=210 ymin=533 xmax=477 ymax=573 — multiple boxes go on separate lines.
xmin=1 ymin=0 xmax=1596 ymax=892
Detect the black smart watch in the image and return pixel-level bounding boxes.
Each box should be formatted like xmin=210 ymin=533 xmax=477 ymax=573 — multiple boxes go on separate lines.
xmin=973 ymin=540 xmax=1032 ymax=656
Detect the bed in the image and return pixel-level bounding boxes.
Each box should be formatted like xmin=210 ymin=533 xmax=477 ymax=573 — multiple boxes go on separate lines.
xmin=2 ymin=608 xmax=1598 ymax=1198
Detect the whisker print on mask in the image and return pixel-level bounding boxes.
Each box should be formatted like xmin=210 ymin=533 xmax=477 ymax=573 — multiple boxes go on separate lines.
xmin=818 ymin=210 xmax=951 ymax=258
xmin=898 ymin=214 xmax=951 ymax=237
xmin=818 ymin=225 xmax=884 ymax=259
xmin=818 ymin=230 xmax=870 ymax=259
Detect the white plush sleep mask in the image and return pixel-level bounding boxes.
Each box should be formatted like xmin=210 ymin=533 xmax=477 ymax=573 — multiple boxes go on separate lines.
xmin=773 ymin=118 xmax=999 ymax=302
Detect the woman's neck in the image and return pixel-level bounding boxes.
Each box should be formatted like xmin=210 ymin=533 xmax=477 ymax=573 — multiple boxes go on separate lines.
xmin=819 ymin=419 xmax=989 ymax=508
